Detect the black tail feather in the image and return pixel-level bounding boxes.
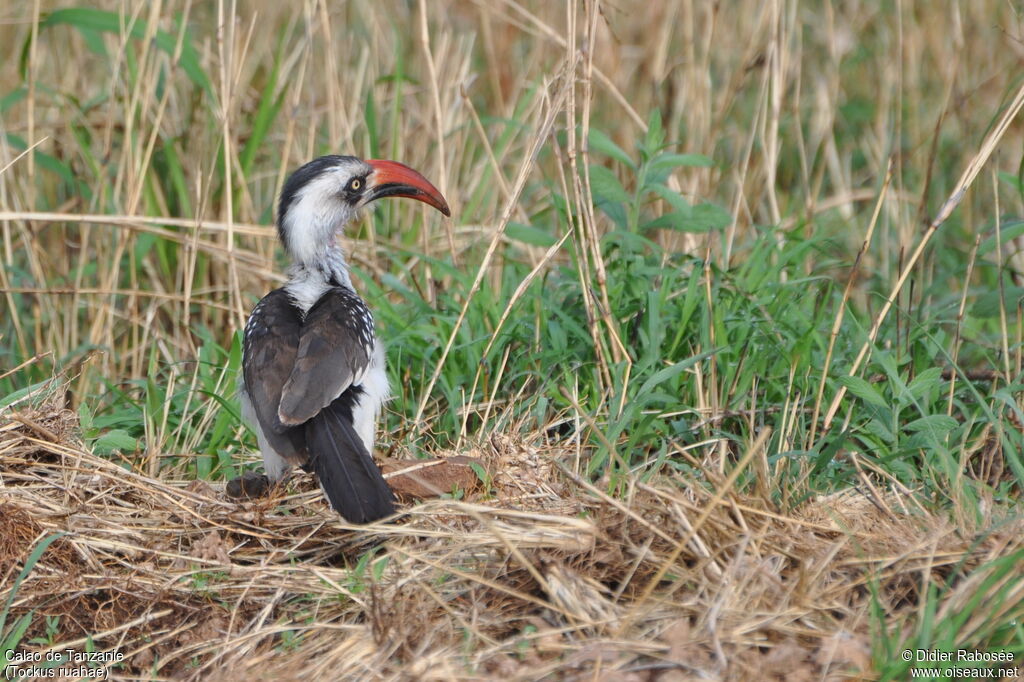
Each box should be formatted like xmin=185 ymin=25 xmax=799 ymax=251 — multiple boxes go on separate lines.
xmin=306 ymin=400 xmax=395 ymax=524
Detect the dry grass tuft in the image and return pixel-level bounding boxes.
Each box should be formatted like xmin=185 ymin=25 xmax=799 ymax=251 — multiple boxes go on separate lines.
xmin=1 ymin=399 xmax=1018 ymax=679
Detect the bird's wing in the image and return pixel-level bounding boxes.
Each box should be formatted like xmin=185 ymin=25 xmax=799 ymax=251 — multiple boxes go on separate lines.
xmin=242 ymin=288 xmax=307 ymax=457
xmin=277 ymin=286 xmax=375 ymax=426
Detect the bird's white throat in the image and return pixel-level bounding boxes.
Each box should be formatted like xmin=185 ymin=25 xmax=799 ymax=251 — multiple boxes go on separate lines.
xmin=279 ymin=170 xmax=361 ymax=314
xmin=285 ymin=246 xmax=353 ymax=314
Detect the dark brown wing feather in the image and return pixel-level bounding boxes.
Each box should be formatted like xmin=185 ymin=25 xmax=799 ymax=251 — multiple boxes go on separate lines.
xmin=242 ymin=286 xmax=392 ymax=523
xmin=307 ymin=395 xmax=395 ymax=522
xmin=241 ymin=288 xmax=307 ymax=461
xmin=277 ymin=287 xmax=375 ymax=426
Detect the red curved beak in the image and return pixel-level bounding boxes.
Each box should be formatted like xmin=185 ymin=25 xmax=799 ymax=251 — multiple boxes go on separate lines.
xmin=365 ymin=159 xmax=450 ymax=217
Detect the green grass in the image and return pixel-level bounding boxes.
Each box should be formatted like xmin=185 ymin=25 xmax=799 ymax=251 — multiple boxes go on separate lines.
xmin=1 ymin=533 xmax=66 ymax=666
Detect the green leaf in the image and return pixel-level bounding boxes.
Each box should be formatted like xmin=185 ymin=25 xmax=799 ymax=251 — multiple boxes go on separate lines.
xmin=994 ymin=387 xmax=1024 ymax=425
xmin=78 ymin=27 xmax=107 ymax=56
xmin=643 ymin=202 xmax=733 ymax=232
xmin=646 ymin=193 xmax=731 ymax=233
xmin=907 ymin=367 xmax=944 ymax=401
xmin=997 ymin=170 xmax=1023 ymax=195
xmin=588 ymin=128 xmax=634 ymax=168
xmin=372 ymin=555 xmax=390 ymax=581
xmin=4 ymin=132 xmax=94 ymax=199
xmin=159 ymin=141 xmax=192 ymax=216
xmin=683 ymin=203 xmax=732 ymax=232
xmin=375 ymin=72 xmax=419 ymax=86
xmin=599 ymin=201 xmax=629 ymax=229
xmin=839 ymin=375 xmax=889 ymax=409
xmin=978 ymin=220 xmax=1024 ymax=255
xmin=971 ymin=287 xmax=1024 ymax=318
xmin=641 ymin=109 xmax=665 ymax=157
xmin=506 ymin=223 xmax=557 ymax=248
xmin=25 ymin=8 xmax=212 ymax=95
xmin=0 ymin=380 xmax=51 ymax=411
xmin=2 ymin=613 xmax=33 ymax=661
xmin=469 ymin=461 xmax=490 ymax=486
xmin=588 ymin=165 xmax=630 ymax=205
xmin=903 ymin=415 xmax=958 ymax=435
xmin=239 ymin=37 xmax=286 ymax=177
xmin=637 ymin=351 xmax=713 ymax=397
xmin=864 ymin=418 xmax=895 ymax=444
xmin=0 ymin=86 xmax=26 ymax=114
xmin=649 ymin=153 xmax=714 ymax=174
xmin=77 ymin=402 xmax=94 ymax=432
xmin=1 ymin=533 xmax=66 ymax=642
xmin=365 ymin=87 xmax=379 ymax=159
xmin=92 ymin=429 xmax=140 ymax=454
xmin=649 ymin=183 xmax=691 ymax=214
xmin=640 ymin=212 xmax=686 ymax=231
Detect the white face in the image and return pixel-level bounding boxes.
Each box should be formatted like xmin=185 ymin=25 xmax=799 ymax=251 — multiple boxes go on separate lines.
xmin=279 ymin=157 xmax=373 ymax=266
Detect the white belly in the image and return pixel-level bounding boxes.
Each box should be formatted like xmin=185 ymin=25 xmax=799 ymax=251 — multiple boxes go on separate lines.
xmin=351 ymin=339 xmax=390 ymax=454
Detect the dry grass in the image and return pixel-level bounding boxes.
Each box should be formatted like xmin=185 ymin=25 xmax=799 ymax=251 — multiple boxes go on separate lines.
xmin=1 ymin=0 xmax=1022 ymax=396
xmin=2 ymin=0 xmax=1024 ymax=679
xmin=1 ymin=397 xmax=1021 ymax=680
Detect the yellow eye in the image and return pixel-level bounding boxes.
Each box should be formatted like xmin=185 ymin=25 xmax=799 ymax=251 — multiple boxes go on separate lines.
xmin=349 ymin=178 xmax=362 ymax=191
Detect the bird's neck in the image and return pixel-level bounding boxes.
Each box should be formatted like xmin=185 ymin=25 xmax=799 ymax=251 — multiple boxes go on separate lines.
xmin=284 ymin=243 xmax=355 ymax=314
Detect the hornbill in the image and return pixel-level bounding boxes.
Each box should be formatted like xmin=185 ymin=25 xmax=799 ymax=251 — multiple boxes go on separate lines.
xmin=228 ymin=155 xmax=450 ymax=524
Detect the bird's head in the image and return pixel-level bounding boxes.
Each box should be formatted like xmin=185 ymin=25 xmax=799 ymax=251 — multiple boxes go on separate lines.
xmin=277 ymin=155 xmax=450 ymax=266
